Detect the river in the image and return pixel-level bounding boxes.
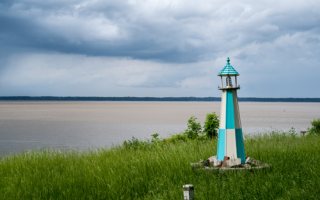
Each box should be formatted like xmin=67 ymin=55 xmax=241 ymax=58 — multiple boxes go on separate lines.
xmin=1 ymin=101 xmax=319 ymax=155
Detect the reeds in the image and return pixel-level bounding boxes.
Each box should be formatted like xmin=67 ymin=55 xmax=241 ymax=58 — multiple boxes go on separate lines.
xmin=0 ymin=132 xmax=319 ymax=199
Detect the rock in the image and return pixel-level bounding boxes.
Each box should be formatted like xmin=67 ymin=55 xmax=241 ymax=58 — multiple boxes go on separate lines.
xmin=203 ymin=159 xmax=210 ymax=166
xmin=221 ymin=156 xmax=230 ymax=167
xmin=260 ymin=162 xmax=271 ymax=167
xmin=226 ymin=158 xmax=242 ymax=168
xmin=242 ymin=164 xmax=251 ymax=169
xmin=208 ymin=156 xmax=217 ymax=162
xmin=213 ymin=159 xmax=222 ymax=167
xmin=206 ymin=156 xmax=222 ymax=167
xmin=245 ymin=164 xmax=251 ymax=168
xmin=245 ymin=157 xmax=261 ymax=166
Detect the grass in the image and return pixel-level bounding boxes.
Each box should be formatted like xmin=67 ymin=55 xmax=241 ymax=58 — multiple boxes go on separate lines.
xmin=0 ymin=131 xmax=320 ymax=199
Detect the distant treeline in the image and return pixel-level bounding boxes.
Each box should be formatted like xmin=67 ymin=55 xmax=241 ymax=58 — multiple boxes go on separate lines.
xmin=0 ymin=96 xmax=320 ymax=102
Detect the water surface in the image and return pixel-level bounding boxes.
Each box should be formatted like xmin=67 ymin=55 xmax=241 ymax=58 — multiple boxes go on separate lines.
xmin=1 ymin=101 xmax=319 ymax=155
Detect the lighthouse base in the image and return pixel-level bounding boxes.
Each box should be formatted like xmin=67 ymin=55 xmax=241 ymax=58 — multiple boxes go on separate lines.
xmin=217 ymin=128 xmax=246 ymax=164
xmin=193 ymin=164 xmax=271 ymax=173
xmin=190 ymin=156 xmax=271 ymax=173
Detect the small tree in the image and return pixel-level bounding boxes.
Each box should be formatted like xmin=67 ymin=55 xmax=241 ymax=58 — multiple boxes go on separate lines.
xmin=309 ymin=118 xmax=320 ymax=135
xmin=203 ymin=112 xmax=220 ymax=138
xmin=184 ymin=116 xmax=202 ymax=139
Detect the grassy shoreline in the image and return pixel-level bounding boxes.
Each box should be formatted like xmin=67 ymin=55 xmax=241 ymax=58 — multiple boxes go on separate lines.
xmin=1 ymin=132 xmax=320 ymax=199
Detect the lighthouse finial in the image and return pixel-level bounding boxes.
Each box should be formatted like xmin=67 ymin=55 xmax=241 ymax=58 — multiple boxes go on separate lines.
xmin=227 ymin=57 xmax=230 ymax=64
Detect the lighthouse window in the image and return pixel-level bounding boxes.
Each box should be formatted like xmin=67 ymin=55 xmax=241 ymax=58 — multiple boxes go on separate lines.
xmin=226 ymin=77 xmax=233 ymax=86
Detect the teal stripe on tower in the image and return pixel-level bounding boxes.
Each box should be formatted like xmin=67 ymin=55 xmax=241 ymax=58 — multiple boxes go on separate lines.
xmin=217 ymin=129 xmax=225 ymax=160
xmin=235 ymin=129 xmax=246 ymax=164
xmin=226 ymin=90 xmax=235 ymax=129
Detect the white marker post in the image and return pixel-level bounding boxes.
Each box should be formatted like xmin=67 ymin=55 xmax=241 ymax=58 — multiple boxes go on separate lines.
xmin=183 ymin=184 xmax=194 ymax=200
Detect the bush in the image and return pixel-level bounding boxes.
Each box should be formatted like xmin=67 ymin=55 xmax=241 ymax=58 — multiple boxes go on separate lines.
xmin=123 ymin=137 xmax=150 ymax=150
xmin=184 ymin=116 xmax=202 ymax=139
xmin=203 ymin=112 xmax=220 ymax=138
xmin=166 ymin=133 xmax=188 ymax=143
xmin=309 ymin=118 xmax=320 ymax=135
xmin=151 ymin=133 xmax=159 ymax=141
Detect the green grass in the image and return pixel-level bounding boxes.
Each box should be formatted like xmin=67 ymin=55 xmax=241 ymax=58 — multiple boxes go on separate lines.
xmin=0 ymin=132 xmax=320 ymax=199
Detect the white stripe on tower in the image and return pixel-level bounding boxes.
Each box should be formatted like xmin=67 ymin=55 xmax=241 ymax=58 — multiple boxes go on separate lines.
xmin=232 ymin=90 xmax=242 ymax=129
xmin=219 ymin=90 xmax=226 ymax=129
xmin=225 ymin=129 xmax=237 ymax=159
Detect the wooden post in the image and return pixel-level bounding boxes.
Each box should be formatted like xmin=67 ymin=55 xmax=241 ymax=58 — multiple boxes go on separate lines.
xmin=221 ymin=156 xmax=230 ymax=167
xmin=183 ymin=185 xmax=194 ymax=200
xmin=235 ymin=76 xmax=237 ymax=87
xmin=300 ymin=131 xmax=306 ymax=136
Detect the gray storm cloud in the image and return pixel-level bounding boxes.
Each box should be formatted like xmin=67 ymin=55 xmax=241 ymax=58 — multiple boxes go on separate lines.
xmin=0 ymin=0 xmax=320 ymax=97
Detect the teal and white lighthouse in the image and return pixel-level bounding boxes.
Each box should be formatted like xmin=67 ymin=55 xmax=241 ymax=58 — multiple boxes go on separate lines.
xmin=217 ymin=57 xmax=246 ymax=164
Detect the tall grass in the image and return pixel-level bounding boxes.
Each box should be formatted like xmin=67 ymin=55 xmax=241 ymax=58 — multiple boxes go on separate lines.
xmin=0 ymin=132 xmax=319 ymax=199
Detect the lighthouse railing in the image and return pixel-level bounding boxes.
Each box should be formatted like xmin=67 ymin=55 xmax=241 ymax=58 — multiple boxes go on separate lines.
xmin=218 ymin=85 xmax=241 ymax=90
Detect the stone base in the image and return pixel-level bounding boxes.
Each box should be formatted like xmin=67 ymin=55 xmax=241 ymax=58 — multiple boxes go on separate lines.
xmin=191 ymin=156 xmax=271 ymax=173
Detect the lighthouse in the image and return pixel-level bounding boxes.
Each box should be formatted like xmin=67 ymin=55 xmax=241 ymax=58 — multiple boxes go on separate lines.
xmin=217 ymin=57 xmax=246 ymax=164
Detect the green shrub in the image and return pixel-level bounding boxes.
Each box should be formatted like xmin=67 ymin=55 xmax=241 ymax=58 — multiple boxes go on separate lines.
xmin=123 ymin=137 xmax=150 ymax=150
xmin=308 ymin=118 xmax=320 ymax=135
xmin=288 ymin=127 xmax=297 ymax=138
xmin=184 ymin=116 xmax=202 ymax=139
xmin=203 ymin=112 xmax=219 ymax=138
xmin=151 ymin=133 xmax=159 ymax=142
xmin=167 ymin=133 xmax=188 ymax=143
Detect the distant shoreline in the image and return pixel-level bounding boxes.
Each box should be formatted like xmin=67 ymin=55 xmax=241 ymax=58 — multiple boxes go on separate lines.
xmin=0 ymin=96 xmax=320 ymax=102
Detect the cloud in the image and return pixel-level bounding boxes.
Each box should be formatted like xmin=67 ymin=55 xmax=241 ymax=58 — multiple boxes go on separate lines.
xmin=1 ymin=0 xmax=320 ymax=62
xmin=0 ymin=0 xmax=320 ymax=97
xmin=0 ymin=53 xmax=219 ymax=96
xmin=176 ymin=76 xmax=214 ymax=89
xmin=1 ymin=48 xmax=319 ymax=97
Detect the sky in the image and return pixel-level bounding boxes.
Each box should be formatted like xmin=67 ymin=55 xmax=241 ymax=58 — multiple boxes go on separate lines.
xmin=0 ymin=0 xmax=320 ymax=97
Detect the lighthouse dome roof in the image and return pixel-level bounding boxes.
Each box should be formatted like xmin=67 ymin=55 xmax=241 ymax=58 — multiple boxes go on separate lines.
xmin=217 ymin=57 xmax=239 ymax=76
